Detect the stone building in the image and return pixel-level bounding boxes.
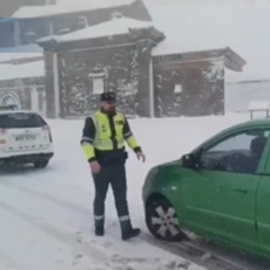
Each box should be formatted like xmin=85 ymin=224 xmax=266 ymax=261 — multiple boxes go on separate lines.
xmin=38 ymin=16 xmax=245 ymax=118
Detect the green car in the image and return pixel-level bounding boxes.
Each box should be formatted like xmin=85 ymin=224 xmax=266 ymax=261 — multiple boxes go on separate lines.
xmin=143 ymin=118 xmax=270 ymax=259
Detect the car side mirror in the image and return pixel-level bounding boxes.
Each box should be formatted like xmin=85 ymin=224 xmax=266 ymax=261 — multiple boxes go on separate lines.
xmin=182 ymin=153 xmax=201 ymax=169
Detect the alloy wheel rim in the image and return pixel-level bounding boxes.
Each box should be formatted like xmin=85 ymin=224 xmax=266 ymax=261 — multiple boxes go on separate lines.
xmin=151 ymin=205 xmax=180 ymax=237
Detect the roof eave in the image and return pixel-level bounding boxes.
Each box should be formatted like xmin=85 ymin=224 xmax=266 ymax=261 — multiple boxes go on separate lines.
xmin=152 ymin=47 xmax=247 ymax=72
xmin=224 ymin=47 xmax=247 ymax=72
xmin=37 ymin=25 xmax=164 ymax=52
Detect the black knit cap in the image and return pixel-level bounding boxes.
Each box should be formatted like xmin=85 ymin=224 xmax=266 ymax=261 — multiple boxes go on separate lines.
xmin=100 ymin=92 xmax=116 ymax=102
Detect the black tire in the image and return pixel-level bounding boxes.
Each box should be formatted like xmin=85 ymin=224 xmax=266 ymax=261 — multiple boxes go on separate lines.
xmin=145 ymin=195 xmax=188 ymax=242
xmin=34 ymin=160 xmax=49 ymax=169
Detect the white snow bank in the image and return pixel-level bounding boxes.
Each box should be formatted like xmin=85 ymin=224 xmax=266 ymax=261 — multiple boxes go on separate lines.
xmin=0 ymin=61 xmax=45 ymax=81
xmin=41 ymin=17 xmax=153 ymax=43
xmin=12 ymin=0 xmax=136 ymax=18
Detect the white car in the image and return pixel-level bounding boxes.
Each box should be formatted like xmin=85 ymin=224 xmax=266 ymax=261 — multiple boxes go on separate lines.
xmin=0 ymin=106 xmax=54 ymax=168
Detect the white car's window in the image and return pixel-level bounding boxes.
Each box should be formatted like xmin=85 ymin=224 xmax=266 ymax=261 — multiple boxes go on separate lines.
xmin=0 ymin=113 xmax=47 ymax=128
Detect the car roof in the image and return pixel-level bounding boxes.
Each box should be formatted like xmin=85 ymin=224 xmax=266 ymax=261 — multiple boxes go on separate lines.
xmin=208 ymin=118 xmax=270 ymax=139
xmin=0 ymin=109 xmax=36 ymax=115
xmin=232 ymin=118 xmax=270 ymax=129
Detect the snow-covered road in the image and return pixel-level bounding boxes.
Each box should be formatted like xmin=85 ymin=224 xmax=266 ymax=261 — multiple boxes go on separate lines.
xmin=0 ymin=114 xmax=255 ymax=269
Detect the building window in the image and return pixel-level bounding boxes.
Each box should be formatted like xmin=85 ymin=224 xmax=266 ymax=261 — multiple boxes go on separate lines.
xmin=111 ymin=12 xmax=124 ymax=19
xmin=89 ymin=72 xmax=106 ymax=95
xmin=174 ymin=84 xmax=182 ymax=94
xmin=78 ymin=16 xmax=88 ymax=28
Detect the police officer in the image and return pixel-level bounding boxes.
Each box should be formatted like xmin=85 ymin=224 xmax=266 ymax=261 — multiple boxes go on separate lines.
xmin=80 ymin=92 xmax=146 ymax=241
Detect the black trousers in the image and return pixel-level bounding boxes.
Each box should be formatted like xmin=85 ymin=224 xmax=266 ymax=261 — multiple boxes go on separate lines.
xmin=92 ymin=162 xmax=130 ymax=228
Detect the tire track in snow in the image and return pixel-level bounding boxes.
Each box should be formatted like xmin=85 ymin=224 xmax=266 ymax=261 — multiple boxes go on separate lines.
xmin=0 ymin=178 xmax=91 ymax=217
xmin=0 ymin=180 xmax=206 ymax=270
xmin=0 ymin=198 xmax=109 ymax=266
xmin=1 ymin=179 xmax=269 ymax=270
xmin=0 ymin=187 xmax=168 ymax=270
xmin=140 ymin=232 xmax=270 ymax=270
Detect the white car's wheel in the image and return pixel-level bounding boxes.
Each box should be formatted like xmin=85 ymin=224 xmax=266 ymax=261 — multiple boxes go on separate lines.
xmin=34 ymin=160 xmax=49 ymax=169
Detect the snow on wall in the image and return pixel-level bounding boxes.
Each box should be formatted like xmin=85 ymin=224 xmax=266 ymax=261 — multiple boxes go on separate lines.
xmin=12 ymin=0 xmax=136 ymax=18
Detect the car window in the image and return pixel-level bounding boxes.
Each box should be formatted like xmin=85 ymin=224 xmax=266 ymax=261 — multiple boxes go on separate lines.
xmin=200 ymin=129 xmax=270 ymax=174
xmin=0 ymin=113 xmax=47 ymax=128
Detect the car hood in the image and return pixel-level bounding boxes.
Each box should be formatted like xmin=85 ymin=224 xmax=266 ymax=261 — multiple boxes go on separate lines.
xmin=142 ymin=158 xmax=183 ymax=200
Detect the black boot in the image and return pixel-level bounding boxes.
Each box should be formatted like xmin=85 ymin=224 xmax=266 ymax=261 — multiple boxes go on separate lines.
xmin=95 ymin=218 xmax=104 ymax=237
xmin=122 ymin=227 xmax=141 ymax=241
xmin=95 ymin=226 xmax=104 ymax=237
xmin=121 ymin=220 xmax=141 ymax=241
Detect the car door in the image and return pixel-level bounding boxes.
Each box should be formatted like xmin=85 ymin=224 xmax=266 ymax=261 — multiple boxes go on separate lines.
xmin=180 ymin=128 xmax=270 ymax=252
xmin=256 ymin=144 xmax=270 ymax=257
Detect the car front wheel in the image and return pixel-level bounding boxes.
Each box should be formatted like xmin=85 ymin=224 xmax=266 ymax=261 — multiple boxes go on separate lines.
xmin=145 ymin=195 xmax=187 ymax=242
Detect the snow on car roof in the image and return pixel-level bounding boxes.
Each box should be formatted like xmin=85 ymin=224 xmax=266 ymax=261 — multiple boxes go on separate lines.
xmin=12 ymin=0 xmax=136 ymax=18
xmin=39 ymin=16 xmax=153 ymax=43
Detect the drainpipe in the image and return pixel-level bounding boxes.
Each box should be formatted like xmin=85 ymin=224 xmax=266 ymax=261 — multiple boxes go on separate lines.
xmin=149 ymin=58 xmax=155 ymax=118
xmin=52 ymin=52 xmax=60 ymax=118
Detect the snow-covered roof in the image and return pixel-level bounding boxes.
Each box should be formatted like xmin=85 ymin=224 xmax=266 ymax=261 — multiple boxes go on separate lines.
xmin=147 ymin=3 xmax=270 ymax=81
xmin=12 ymin=0 xmax=136 ymax=18
xmin=41 ymin=17 xmax=153 ymax=43
xmin=0 ymin=61 xmax=45 ymax=81
xmin=0 ymin=44 xmax=43 ymax=63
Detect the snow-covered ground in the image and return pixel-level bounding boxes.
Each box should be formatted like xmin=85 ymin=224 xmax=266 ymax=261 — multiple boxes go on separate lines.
xmin=0 ymin=113 xmax=251 ymax=270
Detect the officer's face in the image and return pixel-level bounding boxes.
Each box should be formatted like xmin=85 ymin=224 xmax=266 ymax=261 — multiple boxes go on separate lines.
xmin=101 ymin=101 xmax=116 ymax=114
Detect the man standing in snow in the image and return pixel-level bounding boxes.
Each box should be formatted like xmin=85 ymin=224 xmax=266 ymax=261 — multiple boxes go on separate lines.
xmin=80 ymin=92 xmax=146 ymax=240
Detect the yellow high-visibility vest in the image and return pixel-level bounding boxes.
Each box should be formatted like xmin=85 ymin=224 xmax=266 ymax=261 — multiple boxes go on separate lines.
xmin=81 ymin=110 xmax=140 ymax=161
xmin=91 ymin=111 xmax=126 ymax=151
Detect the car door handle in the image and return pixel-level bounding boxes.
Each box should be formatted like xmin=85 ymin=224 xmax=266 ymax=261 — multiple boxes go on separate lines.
xmin=234 ymin=188 xmax=248 ymax=194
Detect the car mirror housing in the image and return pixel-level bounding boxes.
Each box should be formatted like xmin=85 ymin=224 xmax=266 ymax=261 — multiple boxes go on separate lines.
xmin=182 ymin=153 xmax=200 ymax=169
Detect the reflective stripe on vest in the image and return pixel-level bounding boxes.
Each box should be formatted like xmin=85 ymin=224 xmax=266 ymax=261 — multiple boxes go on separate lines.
xmin=91 ymin=111 xmax=125 ymax=151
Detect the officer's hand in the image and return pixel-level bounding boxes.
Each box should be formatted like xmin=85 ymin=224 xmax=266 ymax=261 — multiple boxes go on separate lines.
xmin=136 ymin=152 xmax=146 ymax=163
xmin=90 ymin=161 xmax=101 ymax=174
